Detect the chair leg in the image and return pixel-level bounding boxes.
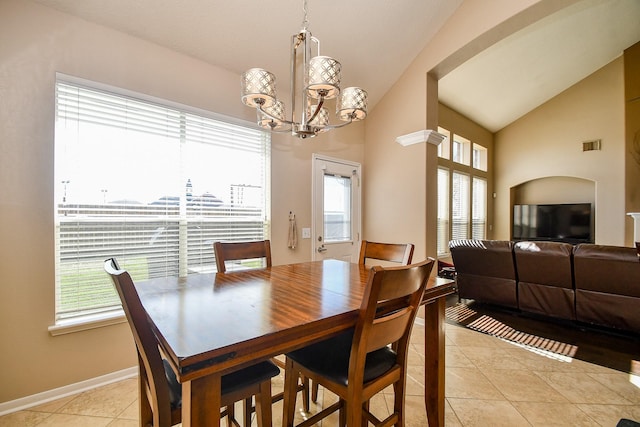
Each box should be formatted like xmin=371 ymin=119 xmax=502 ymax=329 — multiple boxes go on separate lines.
xmin=282 ymin=358 xmax=300 ymax=427
xmin=362 ymin=401 xmax=369 ymax=427
xmin=302 ymin=376 xmax=310 ymax=412
xmin=311 ymin=380 xmax=319 ymax=403
xmin=137 ymin=369 xmax=153 ymax=426
xmin=255 ymin=381 xmax=273 ymax=427
xmin=393 ymin=377 xmax=407 ymax=427
xmin=243 ymin=397 xmax=252 ymax=427
xmin=338 ymin=398 xmax=346 ymax=427
xmin=226 ymin=404 xmax=238 ymax=427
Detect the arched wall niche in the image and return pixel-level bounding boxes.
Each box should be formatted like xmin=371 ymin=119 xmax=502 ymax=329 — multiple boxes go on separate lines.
xmin=510 ymin=176 xmax=596 ymax=242
xmin=511 ymin=176 xmax=596 ymax=206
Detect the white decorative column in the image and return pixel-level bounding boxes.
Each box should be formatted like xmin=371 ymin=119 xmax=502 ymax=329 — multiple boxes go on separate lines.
xmin=627 ymin=212 xmax=640 ymax=243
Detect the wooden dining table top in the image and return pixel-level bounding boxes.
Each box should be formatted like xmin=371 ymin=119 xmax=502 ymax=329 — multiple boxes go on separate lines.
xmin=135 ymin=259 xmax=455 ymax=383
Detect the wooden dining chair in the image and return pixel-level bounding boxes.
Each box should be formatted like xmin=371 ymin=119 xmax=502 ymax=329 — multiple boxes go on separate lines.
xmin=359 ymin=240 xmax=414 ymax=266
xmin=214 ymin=240 xmax=272 ymax=273
xmin=214 ymin=240 xmax=310 ymax=412
xmin=282 ymin=258 xmax=435 ymax=427
xmin=104 ymin=258 xmax=279 ymax=427
xmin=308 ymin=239 xmax=415 ymax=405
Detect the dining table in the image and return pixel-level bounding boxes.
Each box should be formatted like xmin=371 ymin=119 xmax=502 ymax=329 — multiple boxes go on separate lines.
xmin=134 ymin=259 xmax=455 ymax=426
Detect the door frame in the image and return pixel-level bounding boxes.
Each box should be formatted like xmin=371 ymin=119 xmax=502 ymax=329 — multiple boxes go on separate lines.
xmin=311 ymin=154 xmax=362 ymax=261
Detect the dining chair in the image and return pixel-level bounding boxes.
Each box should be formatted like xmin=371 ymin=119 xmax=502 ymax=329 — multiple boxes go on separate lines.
xmin=358 ymin=240 xmax=414 ymax=266
xmin=214 ymin=240 xmax=272 ymax=273
xmin=282 ymin=258 xmax=435 ymax=427
xmin=213 ymin=240 xmax=310 ymax=412
xmin=104 ymin=258 xmax=279 ymax=427
xmin=308 ymin=239 xmax=415 ymax=405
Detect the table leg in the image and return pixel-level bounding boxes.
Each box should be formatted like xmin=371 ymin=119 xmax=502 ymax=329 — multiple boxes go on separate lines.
xmin=182 ymin=374 xmax=222 ymax=426
xmin=423 ymin=297 xmax=446 ymax=427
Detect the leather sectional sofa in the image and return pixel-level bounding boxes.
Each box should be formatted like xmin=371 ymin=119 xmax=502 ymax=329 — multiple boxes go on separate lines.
xmin=449 ymin=239 xmax=640 ymax=334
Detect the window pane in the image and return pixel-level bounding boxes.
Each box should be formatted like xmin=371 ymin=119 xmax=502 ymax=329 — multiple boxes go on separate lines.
xmin=437 ymin=167 xmax=450 ymax=255
xmin=452 ymin=134 xmax=470 ymax=166
xmin=452 ymin=172 xmax=470 ymax=240
xmin=437 ymin=126 xmax=450 ymax=159
xmin=55 ymin=78 xmax=270 ymax=321
xmin=324 ymin=174 xmax=352 ymax=242
xmin=472 ymin=177 xmax=487 ymax=240
xmin=473 ymin=143 xmax=488 ymax=171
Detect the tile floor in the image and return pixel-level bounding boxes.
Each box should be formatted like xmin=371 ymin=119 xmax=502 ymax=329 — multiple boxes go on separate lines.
xmin=2 ymin=309 xmax=640 ymax=426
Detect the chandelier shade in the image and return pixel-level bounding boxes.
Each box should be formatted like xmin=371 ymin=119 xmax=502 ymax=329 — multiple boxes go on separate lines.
xmin=307 ymin=106 xmax=329 ymax=127
xmin=258 ymin=100 xmax=286 ymax=130
xmin=337 ymin=87 xmax=368 ymax=121
xmin=241 ymin=68 xmax=276 ymax=108
xmin=240 ymin=0 xmax=367 ymax=139
xmin=306 ymin=56 xmax=341 ymax=99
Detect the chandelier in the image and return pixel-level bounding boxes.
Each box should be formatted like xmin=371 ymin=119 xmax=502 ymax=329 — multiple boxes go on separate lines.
xmin=241 ymin=0 xmax=368 ymax=139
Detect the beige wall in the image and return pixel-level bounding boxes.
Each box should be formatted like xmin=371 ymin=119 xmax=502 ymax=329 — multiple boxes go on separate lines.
xmin=0 ymin=0 xmax=363 ymax=403
xmin=494 ymin=58 xmax=626 ymax=245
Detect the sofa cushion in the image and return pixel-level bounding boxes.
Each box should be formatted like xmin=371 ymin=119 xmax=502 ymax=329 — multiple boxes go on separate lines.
xmin=574 ymin=243 xmax=640 ymax=332
xmin=574 ymin=244 xmax=640 ymax=297
xmin=449 ymin=239 xmax=518 ymax=308
xmin=514 ymin=241 xmax=575 ymax=320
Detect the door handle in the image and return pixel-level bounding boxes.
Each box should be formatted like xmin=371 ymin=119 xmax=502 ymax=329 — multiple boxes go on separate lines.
xmin=317 ymin=245 xmax=327 ymax=253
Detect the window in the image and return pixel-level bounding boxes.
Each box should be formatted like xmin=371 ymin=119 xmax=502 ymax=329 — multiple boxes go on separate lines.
xmin=436 ymin=127 xmax=489 ymax=253
xmin=437 ymin=167 xmax=450 ymax=256
xmin=437 ymin=126 xmax=450 ymax=160
xmin=323 ymin=174 xmax=352 ymax=242
xmin=472 ymin=177 xmax=487 ymax=239
xmin=473 ymin=143 xmax=488 ymax=171
xmin=452 ymin=134 xmax=470 ymax=165
xmin=451 ymin=172 xmax=470 ymax=241
xmin=54 ymin=76 xmax=270 ymax=324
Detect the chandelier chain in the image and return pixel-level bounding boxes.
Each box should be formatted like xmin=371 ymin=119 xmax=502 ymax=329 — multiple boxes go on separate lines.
xmin=301 ymin=0 xmax=309 ymax=30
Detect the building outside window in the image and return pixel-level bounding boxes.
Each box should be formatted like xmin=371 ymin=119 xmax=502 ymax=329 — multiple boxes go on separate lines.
xmin=437 ymin=126 xmax=489 ymax=257
xmin=54 ymin=75 xmax=270 ymax=325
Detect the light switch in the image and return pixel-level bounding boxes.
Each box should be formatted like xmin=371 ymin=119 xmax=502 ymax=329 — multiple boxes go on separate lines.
xmin=302 ymin=228 xmax=311 ymax=239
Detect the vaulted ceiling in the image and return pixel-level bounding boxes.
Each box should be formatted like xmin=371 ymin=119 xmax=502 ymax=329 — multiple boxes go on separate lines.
xmin=32 ymin=0 xmax=640 ymax=133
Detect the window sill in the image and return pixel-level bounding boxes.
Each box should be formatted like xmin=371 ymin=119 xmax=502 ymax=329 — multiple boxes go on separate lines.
xmin=49 ymin=310 xmax=126 ymax=336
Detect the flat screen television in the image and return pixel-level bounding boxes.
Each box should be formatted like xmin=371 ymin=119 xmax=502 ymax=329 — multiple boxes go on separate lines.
xmin=512 ymin=203 xmax=593 ymax=244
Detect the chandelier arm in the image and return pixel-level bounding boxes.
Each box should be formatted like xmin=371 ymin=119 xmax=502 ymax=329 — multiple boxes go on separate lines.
xmin=316 ymin=113 xmax=356 ymax=132
xmin=305 ymin=96 xmax=325 ymax=125
xmin=256 ymin=103 xmax=295 ymax=127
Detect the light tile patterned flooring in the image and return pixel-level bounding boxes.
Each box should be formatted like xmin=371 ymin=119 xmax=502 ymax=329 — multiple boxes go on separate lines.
xmin=2 ymin=318 xmax=640 ymax=426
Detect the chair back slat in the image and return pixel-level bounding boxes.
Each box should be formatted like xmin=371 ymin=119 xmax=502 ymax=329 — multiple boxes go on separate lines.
xmin=214 ymin=240 xmax=272 ymax=273
xmin=352 ymin=258 xmax=435 ymax=360
xmin=366 ymin=307 xmax=413 ymax=353
xmin=104 ymin=258 xmax=174 ymax=426
xmin=359 ymin=241 xmax=414 ymax=266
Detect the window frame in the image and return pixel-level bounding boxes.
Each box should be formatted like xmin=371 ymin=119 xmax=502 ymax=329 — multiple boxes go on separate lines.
xmin=437 ymin=127 xmax=489 ymax=256
xmin=51 ymin=74 xmax=271 ymax=333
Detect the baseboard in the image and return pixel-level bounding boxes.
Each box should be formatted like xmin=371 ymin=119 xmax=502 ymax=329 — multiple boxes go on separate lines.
xmin=0 ymin=366 xmax=138 ymax=416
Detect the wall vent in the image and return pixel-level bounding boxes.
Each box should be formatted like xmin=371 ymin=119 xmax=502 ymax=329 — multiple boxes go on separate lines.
xmin=582 ymin=139 xmax=601 ymax=151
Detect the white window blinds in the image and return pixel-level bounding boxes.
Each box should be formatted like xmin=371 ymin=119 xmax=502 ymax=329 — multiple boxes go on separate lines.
xmin=54 ymin=77 xmax=270 ymax=323
xmin=451 ymin=171 xmax=470 ymax=241
xmin=472 ymin=177 xmax=487 ymax=240
xmin=437 ymin=167 xmax=450 ymax=256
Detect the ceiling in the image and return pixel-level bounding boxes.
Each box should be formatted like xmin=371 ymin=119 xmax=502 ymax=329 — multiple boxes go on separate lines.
xmin=31 ymin=0 xmax=640 ymax=133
